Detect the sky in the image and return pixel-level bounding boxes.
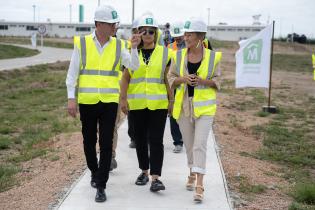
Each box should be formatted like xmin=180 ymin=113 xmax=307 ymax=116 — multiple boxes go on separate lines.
xmin=0 ymin=0 xmax=314 ymax=38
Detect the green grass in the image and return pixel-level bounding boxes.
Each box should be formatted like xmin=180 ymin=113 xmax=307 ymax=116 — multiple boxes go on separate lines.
xmin=209 ymin=39 xmax=237 ymax=49
xmin=0 ymin=62 xmax=80 ymax=191
xmin=0 ymin=44 xmax=39 ymax=59
xmin=273 ymin=54 xmax=311 ymax=72
xmin=292 ymin=183 xmax=315 ymax=205
xmin=0 ymin=164 xmax=20 ymax=192
xmin=0 ymin=36 xmax=72 ymax=49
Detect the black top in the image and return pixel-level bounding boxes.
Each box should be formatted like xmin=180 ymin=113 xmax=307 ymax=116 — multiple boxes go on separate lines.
xmin=187 ymin=61 xmax=202 ymax=97
xmin=141 ymin=48 xmax=154 ymax=65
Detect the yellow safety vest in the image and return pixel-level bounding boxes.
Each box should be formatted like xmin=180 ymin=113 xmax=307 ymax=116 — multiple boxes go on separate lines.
xmin=127 ymin=45 xmax=171 ymax=110
xmin=74 ymin=35 xmax=124 ymax=104
xmin=172 ymin=48 xmax=222 ymax=120
xmin=312 ymin=53 xmax=315 ymax=80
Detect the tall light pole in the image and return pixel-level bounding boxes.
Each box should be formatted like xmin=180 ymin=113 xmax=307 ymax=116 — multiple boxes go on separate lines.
xmin=69 ymin=4 xmax=72 ymax=23
xmin=132 ymin=0 xmax=135 ymax=22
xmin=32 ymin=5 xmax=36 ymax=22
xmin=207 ymin=8 xmax=210 ymax=26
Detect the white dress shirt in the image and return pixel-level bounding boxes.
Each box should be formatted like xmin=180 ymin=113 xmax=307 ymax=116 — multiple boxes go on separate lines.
xmin=66 ymin=31 xmax=139 ymax=99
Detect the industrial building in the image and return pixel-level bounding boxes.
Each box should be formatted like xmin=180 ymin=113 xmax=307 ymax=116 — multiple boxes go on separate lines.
xmin=0 ymin=21 xmax=265 ymax=41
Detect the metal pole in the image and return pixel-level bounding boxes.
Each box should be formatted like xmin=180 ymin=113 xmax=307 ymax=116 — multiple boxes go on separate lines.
xmin=98 ymin=0 xmax=100 ymax=6
xmin=207 ymin=8 xmax=210 ymax=26
xmin=132 ymin=0 xmax=135 ymax=22
xmin=268 ymin=20 xmax=275 ymax=108
xmin=69 ymin=4 xmax=72 ymax=23
xmin=32 ymin=5 xmax=36 ymax=22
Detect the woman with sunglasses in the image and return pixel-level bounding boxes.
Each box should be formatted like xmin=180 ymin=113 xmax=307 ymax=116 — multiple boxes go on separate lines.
xmin=168 ymin=17 xmax=222 ymax=202
xmin=120 ymin=13 xmax=172 ymax=192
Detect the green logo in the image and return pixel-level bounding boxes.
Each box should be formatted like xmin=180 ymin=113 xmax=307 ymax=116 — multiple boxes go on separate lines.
xmin=243 ymin=39 xmax=262 ymax=64
xmin=174 ymin=28 xmax=180 ymax=34
xmin=111 ymin=11 xmax=118 ymax=19
xmin=184 ymin=21 xmax=191 ymax=29
xmin=146 ymin=18 xmax=153 ymax=24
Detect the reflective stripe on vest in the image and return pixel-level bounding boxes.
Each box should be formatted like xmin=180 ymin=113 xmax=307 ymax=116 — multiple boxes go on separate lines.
xmin=79 ymin=87 xmax=119 ymax=93
xmin=176 ymin=50 xmax=182 ymax=74
xmin=194 ymin=99 xmax=216 ymax=107
xmin=128 ymin=94 xmax=168 ymax=100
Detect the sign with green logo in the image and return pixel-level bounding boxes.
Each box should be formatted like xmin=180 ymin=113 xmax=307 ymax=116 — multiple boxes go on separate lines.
xmin=111 ymin=11 xmax=118 ymax=19
xmin=146 ymin=18 xmax=153 ymax=24
xmin=174 ymin=28 xmax=180 ymax=34
xmin=184 ymin=21 xmax=191 ymax=29
xmin=243 ymin=39 xmax=262 ymax=64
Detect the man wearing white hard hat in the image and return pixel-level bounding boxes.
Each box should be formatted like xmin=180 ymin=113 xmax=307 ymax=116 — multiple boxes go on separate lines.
xmin=168 ymin=17 xmax=222 ymax=202
xmin=66 ymin=5 xmax=141 ymax=202
xmin=167 ymin=22 xmax=185 ymax=154
xmin=168 ymin=22 xmax=185 ymax=51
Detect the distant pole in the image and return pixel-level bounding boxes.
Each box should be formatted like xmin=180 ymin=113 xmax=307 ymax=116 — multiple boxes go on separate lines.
xmin=132 ymin=0 xmax=135 ymax=22
xmin=267 ymin=21 xmax=275 ymax=108
xmin=69 ymin=4 xmax=72 ymax=23
xmin=98 ymin=0 xmax=100 ymax=6
xmin=32 ymin=5 xmax=36 ymax=22
xmin=207 ymin=8 xmax=210 ymax=26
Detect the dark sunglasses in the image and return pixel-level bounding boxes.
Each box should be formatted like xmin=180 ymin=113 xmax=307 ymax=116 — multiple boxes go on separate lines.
xmin=140 ymin=29 xmax=155 ymax=35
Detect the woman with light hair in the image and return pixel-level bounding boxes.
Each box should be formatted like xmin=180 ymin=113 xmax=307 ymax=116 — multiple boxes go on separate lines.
xmin=168 ymin=17 xmax=222 ymax=202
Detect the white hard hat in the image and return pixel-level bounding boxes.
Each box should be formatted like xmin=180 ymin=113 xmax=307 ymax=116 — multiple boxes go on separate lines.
xmin=132 ymin=18 xmax=139 ymax=29
xmin=137 ymin=13 xmax=158 ymax=28
xmin=183 ymin=17 xmax=207 ymax=33
xmin=170 ymin=22 xmax=184 ymax=38
xmin=94 ymin=5 xmax=120 ymax=23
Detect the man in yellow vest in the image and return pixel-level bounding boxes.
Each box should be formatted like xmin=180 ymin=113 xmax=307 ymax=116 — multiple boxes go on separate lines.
xmin=66 ymin=5 xmax=141 ymax=202
xmin=312 ymin=53 xmax=315 ymax=80
xmin=168 ymin=22 xmax=185 ymax=51
xmin=167 ymin=22 xmax=185 ymax=153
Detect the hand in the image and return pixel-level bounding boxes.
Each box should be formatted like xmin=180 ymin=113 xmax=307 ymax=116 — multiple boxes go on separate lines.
xmin=183 ymin=74 xmax=197 ymax=86
xmin=131 ymin=31 xmax=145 ymax=49
xmin=120 ymin=98 xmax=129 ymax=115
xmin=193 ymin=76 xmax=204 ymax=86
xmin=67 ymin=99 xmax=77 ymax=118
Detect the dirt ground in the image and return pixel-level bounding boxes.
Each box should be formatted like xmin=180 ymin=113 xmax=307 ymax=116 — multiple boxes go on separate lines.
xmin=0 ymin=42 xmax=314 ymax=210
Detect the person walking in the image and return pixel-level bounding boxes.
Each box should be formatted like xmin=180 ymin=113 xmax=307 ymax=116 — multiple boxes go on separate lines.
xmin=66 ymin=5 xmax=141 ymax=202
xmin=168 ymin=17 xmax=222 ymax=202
xmin=167 ymin=22 xmax=185 ymax=153
xmin=120 ymin=13 xmax=172 ymax=192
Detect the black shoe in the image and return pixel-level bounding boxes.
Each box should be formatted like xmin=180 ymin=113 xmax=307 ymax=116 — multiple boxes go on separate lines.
xmin=129 ymin=140 xmax=136 ymax=148
xmin=95 ymin=188 xmax=106 ymax=202
xmin=135 ymin=172 xmax=149 ymax=185
xmin=150 ymin=179 xmax=165 ymax=192
xmin=90 ymin=173 xmax=97 ymax=188
xmin=109 ymin=157 xmax=117 ymax=171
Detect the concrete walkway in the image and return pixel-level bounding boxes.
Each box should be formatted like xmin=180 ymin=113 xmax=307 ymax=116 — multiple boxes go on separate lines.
xmin=56 ymin=120 xmax=232 ymax=210
xmin=0 ymin=43 xmax=72 ymax=71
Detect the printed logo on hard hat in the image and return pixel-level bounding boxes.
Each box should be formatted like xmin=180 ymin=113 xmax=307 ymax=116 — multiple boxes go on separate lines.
xmin=111 ymin=11 xmax=118 ymax=19
xmin=146 ymin=18 xmax=153 ymax=25
xmin=184 ymin=21 xmax=191 ymax=29
xmin=174 ymin=28 xmax=180 ymax=34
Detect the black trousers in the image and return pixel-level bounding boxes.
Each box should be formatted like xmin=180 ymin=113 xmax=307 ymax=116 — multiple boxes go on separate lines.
xmin=79 ymin=102 xmax=118 ymax=189
xmin=127 ymin=113 xmax=135 ymax=142
xmin=129 ymin=108 xmax=167 ymax=176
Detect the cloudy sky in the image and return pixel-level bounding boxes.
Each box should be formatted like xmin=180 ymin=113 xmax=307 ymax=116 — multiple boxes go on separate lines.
xmin=0 ymin=0 xmax=314 ymax=38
